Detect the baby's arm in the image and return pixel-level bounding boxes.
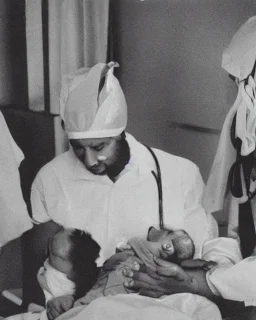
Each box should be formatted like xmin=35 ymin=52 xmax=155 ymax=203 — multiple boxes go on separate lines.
xmin=180 ymin=259 xmax=217 ymax=271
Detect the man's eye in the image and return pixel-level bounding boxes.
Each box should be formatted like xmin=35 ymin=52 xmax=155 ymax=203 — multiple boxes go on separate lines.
xmin=73 ymin=147 xmax=84 ymax=154
xmin=93 ymin=145 xmax=104 ymax=151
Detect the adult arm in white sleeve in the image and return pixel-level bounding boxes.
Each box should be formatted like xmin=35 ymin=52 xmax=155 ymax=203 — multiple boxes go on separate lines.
xmin=183 ymin=163 xmax=218 ymax=256
xmin=182 ymin=162 xmax=242 ymax=297
xmin=30 ymin=173 xmax=51 ymax=224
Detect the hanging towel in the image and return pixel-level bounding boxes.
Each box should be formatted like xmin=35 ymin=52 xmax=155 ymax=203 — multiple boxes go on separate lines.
xmin=222 ymin=16 xmax=256 ymax=80
xmin=202 ymin=88 xmax=238 ymax=213
xmin=0 ymin=111 xmax=32 ymax=246
xmin=203 ymin=16 xmax=256 ymax=214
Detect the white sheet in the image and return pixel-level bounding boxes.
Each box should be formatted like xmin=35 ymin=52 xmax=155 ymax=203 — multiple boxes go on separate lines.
xmin=56 ymin=293 xmax=222 ymax=320
xmin=209 ymin=256 xmax=256 ymax=306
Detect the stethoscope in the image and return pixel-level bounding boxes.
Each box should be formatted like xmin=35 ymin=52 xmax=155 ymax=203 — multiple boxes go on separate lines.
xmin=143 ymin=144 xmax=164 ymax=230
xmin=98 ymin=144 xmax=164 ymax=230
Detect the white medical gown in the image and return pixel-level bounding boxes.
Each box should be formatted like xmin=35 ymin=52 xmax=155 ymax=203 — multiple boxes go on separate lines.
xmin=31 ymin=133 xmax=240 ymax=286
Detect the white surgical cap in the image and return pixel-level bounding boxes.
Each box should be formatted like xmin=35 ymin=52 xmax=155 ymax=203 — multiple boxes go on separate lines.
xmin=60 ymin=62 xmax=127 ymax=139
xmin=222 ymin=16 xmax=256 ymax=80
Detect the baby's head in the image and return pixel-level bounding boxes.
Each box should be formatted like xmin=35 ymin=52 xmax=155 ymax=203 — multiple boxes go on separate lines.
xmin=147 ymin=226 xmax=195 ymax=263
xmin=48 ymin=227 xmax=101 ymax=299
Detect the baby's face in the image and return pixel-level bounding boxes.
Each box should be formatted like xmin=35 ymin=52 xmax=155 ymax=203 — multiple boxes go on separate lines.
xmin=48 ymin=228 xmax=73 ymax=277
xmin=147 ymin=227 xmax=194 ymax=262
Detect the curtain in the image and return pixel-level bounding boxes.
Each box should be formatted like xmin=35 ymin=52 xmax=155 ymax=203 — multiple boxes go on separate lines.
xmin=51 ymin=0 xmax=109 ymax=154
xmin=26 ymin=0 xmax=109 ymax=154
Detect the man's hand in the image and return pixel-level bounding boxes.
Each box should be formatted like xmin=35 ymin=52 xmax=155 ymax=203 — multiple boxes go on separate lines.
xmin=102 ymin=250 xmax=142 ymax=273
xmin=46 ymin=295 xmax=74 ymax=320
xmin=122 ymin=256 xmax=215 ymax=300
xmin=123 ymin=257 xmax=198 ymax=298
xmin=103 ymin=251 xmax=135 ymax=271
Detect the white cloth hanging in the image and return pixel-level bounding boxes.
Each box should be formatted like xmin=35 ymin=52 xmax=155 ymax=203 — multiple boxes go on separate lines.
xmin=0 ymin=111 xmax=32 ymax=245
xmin=222 ymin=16 xmax=256 ymax=80
xmin=203 ymin=16 xmax=256 ymax=213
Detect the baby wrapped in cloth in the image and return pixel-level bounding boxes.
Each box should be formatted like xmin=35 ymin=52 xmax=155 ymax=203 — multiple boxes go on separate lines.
xmin=75 ymin=226 xmax=216 ymax=306
xmin=56 ymin=227 xmax=221 ymax=320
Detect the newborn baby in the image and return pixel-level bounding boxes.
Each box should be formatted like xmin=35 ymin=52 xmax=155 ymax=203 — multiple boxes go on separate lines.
xmin=37 ymin=227 xmax=100 ymax=304
xmin=76 ymin=226 xmax=215 ymax=306
xmin=8 ymin=228 xmax=101 ymax=320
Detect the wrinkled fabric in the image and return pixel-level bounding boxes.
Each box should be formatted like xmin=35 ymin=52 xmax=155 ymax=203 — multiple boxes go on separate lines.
xmin=222 ymin=16 xmax=256 ymax=156
xmin=203 ymin=31 xmax=256 ymax=213
xmin=57 ymin=294 xmax=222 ymax=320
xmin=60 ymin=62 xmax=127 ymax=139
xmin=0 ymin=111 xmax=32 ymax=245
xmin=5 ymin=310 xmax=47 ymax=320
xmin=31 ymin=133 xmax=220 ymax=266
xmin=31 ymin=133 xmax=241 ymax=297
xmin=6 ymin=260 xmax=76 ymax=320
xmin=202 ymin=78 xmax=256 ymax=213
xmin=208 ymin=256 xmax=256 ymax=306
xmin=222 ymin=16 xmax=256 ymax=80
xmin=202 ymin=88 xmax=238 ymax=214
xmin=236 ymin=75 xmax=256 ymax=156
xmin=37 ymin=259 xmax=75 ymax=304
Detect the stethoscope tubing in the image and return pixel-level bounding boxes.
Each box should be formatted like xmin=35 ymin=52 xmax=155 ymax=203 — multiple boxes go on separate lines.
xmin=143 ymin=144 xmax=164 ymax=230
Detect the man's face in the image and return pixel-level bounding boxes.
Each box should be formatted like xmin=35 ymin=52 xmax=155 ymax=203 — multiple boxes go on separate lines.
xmin=70 ymin=134 xmax=130 ymax=177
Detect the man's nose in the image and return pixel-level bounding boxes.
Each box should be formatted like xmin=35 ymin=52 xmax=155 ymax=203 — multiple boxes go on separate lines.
xmin=84 ymin=150 xmax=98 ymax=167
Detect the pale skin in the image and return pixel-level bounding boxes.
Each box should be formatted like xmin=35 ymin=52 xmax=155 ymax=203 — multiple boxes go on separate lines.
xmin=46 ymin=135 xmax=216 ymax=319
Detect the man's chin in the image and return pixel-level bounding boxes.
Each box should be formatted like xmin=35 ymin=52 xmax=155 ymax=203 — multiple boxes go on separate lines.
xmin=89 ymin=167 xmax=107 ymax=175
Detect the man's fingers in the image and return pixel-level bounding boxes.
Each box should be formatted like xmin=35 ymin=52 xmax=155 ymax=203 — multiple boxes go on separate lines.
xmin=124 ymin=279 xmax=154 ymax=291
xmin=47 ymin=311 xmax=54 ymax=320
xmin=123 ymin=257 xmax=143 ymax=270
xmin=139 ymin=289 xmax=163 ymax=298
xmin=103 ymin=251 xmax=135 ymax=271
xmin=153 ymin=256 xmax=175 ymax=268
xmin=157 ymin=265 xmax=188 ymax=280
xmin=47 ymin=306 xmax=60 ymax=320
xmin=123 ymin=270 xmax=162 ymax=291
xmin=46 ymin=296 xmax=74 ymax=320
xmin=154 ymin=257 xmax=188 ymax=280
xmin=129 ymin=270 xmax=157 ymax=284
xmin=59 ymin=302 xmax=71 ymax=313
xmin=144 ymin=266 xmax=161 ymax=280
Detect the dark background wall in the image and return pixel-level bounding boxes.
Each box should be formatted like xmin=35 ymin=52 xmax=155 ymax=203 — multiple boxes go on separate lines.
xmin=112 ymin=0 xmax=256 ymax=184
xmin=0 ymin=0 xmax=28 ymax=107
